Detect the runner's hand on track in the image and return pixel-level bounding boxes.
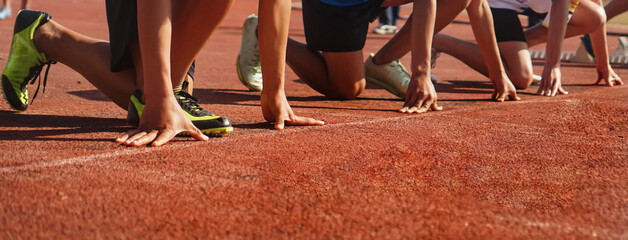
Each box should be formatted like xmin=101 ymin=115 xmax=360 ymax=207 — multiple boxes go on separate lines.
xmin=261 ymin=90 xmax=324 ymax=130
xmin=491 ymin=73 xmax=521 ymax=102
xmin=595 ymin=65 xmax=623 ymax=87
xmin=400 ymin=76 xmax=443 ymax=113
xmin=116 ymin=97 xmax=208 ymax=147
xmin=536 ymin=66 xmax=568 ymax=96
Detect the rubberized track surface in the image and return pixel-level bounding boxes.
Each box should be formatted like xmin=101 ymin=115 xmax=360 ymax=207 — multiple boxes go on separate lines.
xmin=1 ymin=0 xmax=627 ymax=238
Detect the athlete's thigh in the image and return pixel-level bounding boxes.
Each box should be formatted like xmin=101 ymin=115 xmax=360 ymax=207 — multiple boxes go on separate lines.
xmin=568 ymin=0 xmax=605 ymax=30
xmin=322 ymin=51 xmax=366 ymax=95
xmin=498 ymin=41 xmax=534 ymax=88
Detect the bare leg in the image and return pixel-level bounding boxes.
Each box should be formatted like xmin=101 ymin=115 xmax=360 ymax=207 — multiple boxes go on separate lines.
xmin=22 ymin=7 xmax=215 ymax=110
xmin=430 ymin=0 xmax=605 ymax=89
xmin=525 ymin=0 xmax=613 ymax=88
xmin=604 ymin=0 xmax=628 ymax=21
xmin=285 ymin=38 xmax=365 ymax=99
xmin=526 ymin=0 xmax=605 ymax=47
xmin=258 ymin=0 xmax=324 ymax=130
xmin=131 ymin=0 xmax=234 ymax=96
xmin=432 ymin=33 xmax=489 ymax=76
xmin=588 ymin=0 xmax=611 ymax=73
xmin=432 ymin=35 xmax=534 ymax=89
xmin=33 ymin=20 xmax=136 ymax=109
xmin=285 ymin=38 xmax=328 ymax=94
xmin=372 ymin=0 xmax=470 ymax=64
xmin=421 ymin=0 xmax=532 ymax=88
xmin=589 ymin=0 xmax=622 ymax=86
xmin=430 ymin=12 xmax=535 ymax=89
xmin=292 ymin=0 xmax=470 ymax=100
xmin=20 ymin=0 xmax=27 ymax=9
xmin=497 ymin=41 xmax=534 ymax=89
xmin=322 ymin=51 xmax=366 ymax=99
xmin=169 ymin=0 xmax=234 ymax=88
xmin=122 ymin=0 xmax=237 ymax=146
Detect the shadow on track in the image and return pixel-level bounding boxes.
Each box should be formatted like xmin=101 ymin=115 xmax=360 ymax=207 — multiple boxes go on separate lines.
xmin=0 ymin=110 xmax=127 ymax=141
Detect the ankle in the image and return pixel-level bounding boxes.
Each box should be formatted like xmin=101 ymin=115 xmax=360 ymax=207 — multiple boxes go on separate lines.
xmin=33 ymin=22 xmax=55 ymax=52
xmin=372 ymin=54 xmax=389 ymax=66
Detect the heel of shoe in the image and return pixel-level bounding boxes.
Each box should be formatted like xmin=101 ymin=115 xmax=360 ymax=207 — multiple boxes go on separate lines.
xmin=14 ymin=10 xmax=51 ymax=34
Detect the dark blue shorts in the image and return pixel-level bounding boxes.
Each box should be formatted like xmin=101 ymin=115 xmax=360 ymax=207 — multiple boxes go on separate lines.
xmin=490 ymin=7 xmax=547 ymax=43
xmin=302 ymin=0 xmax=383 ymax=52
xmin=105 ymin=0 xmax=137 ymax=72
xmin=105 ymin=0 xmax=195 ymax=79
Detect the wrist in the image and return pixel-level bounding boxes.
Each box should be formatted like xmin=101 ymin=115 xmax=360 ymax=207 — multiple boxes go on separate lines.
xmin=487 ymin=66 xmax=506 ymax=78
xmin=543 ymin=61 xmax=560 ymax=69
xmin=261 ymin=87 xmax=285 ymax=98
xmin=142 ymin=85 xmax=175 ymax=104
xmin=543 ymin=54 xmax=561 ymax=68
xmin=411 ymin=71 xmax=430 ymax=82
xmin=595 ymin=61 xmax=610 ymax=70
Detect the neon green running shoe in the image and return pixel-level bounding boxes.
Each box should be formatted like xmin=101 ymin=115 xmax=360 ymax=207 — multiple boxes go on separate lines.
xmin=1 ymin=10 xmax=54 ymax=111
xmin=127 ymin=90 xmax=234 ymax=137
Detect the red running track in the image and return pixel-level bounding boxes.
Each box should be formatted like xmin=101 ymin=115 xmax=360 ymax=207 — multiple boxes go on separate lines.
xmin=0 ymin=0 xmax=626 ymax=238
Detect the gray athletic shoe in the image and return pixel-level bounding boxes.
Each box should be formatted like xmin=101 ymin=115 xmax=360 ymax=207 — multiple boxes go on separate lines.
xmin=531 ymin=74 xmax=542 ymax=85
xmin=365 ymin=52 xmax=439 ymax=99
xmin=364 ymin=53 xmax=410 ymax=98
xmin=373 ymin=25 xmax=398 ymax=35
xmin=236 ymin=14 xmax=262 ymax=92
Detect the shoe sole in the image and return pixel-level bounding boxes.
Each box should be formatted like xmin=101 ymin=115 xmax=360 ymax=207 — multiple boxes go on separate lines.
xmin=365 ymin=76 xmax=404 ymax=99
xmin=178 ymin=126 xmax=234 ymax=137
xmin=2 ymin=74 xmax=27 ymax=111
xmin=235 ymin=55 xmax=262 ymax=92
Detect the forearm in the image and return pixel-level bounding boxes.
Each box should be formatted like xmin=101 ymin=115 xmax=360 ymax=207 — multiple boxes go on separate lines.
xmin=590 ymin=26 xmax=611 ymax=69
xmin=137 ymin=0 xmax=174 ymax=100
xmin=589 ymin=0 xmax=611 ymax=69
xmin=544 ymin=0 xmax=570 ymax=68
xmin=467 ymin=0 xmax=505 ymax=78
xmin=258 ymin=0 xmax=290 ymax=95
xmin=409 ymin=0 xmax=436 ymax=80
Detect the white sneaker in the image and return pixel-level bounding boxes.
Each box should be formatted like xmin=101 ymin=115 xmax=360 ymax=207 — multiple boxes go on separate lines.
xmin=386 ymin=25 xmax=399 ymax=34
xmin=373 ymin=25 xmax=388 ymax=35
xmin=373 ymin=25 xmax=398 ymax=35
xmin=236 ymin=14 xmax=263 ymax=92
xmin=364 ymin=53 xmax=410 ymax=98
xmin=531 ymin=74 xmax=542 ymax=85
xmin=0 ymin=6 xmax=11 ymax=19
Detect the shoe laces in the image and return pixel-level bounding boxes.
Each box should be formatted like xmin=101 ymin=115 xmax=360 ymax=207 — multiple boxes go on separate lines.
xmin=174 ymin=90 xmax=212 ymax=116
xmin=389 ymin=59 xmax=409 ymax=77
xmin=29 ymin=61 xmax=56 ymax=105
